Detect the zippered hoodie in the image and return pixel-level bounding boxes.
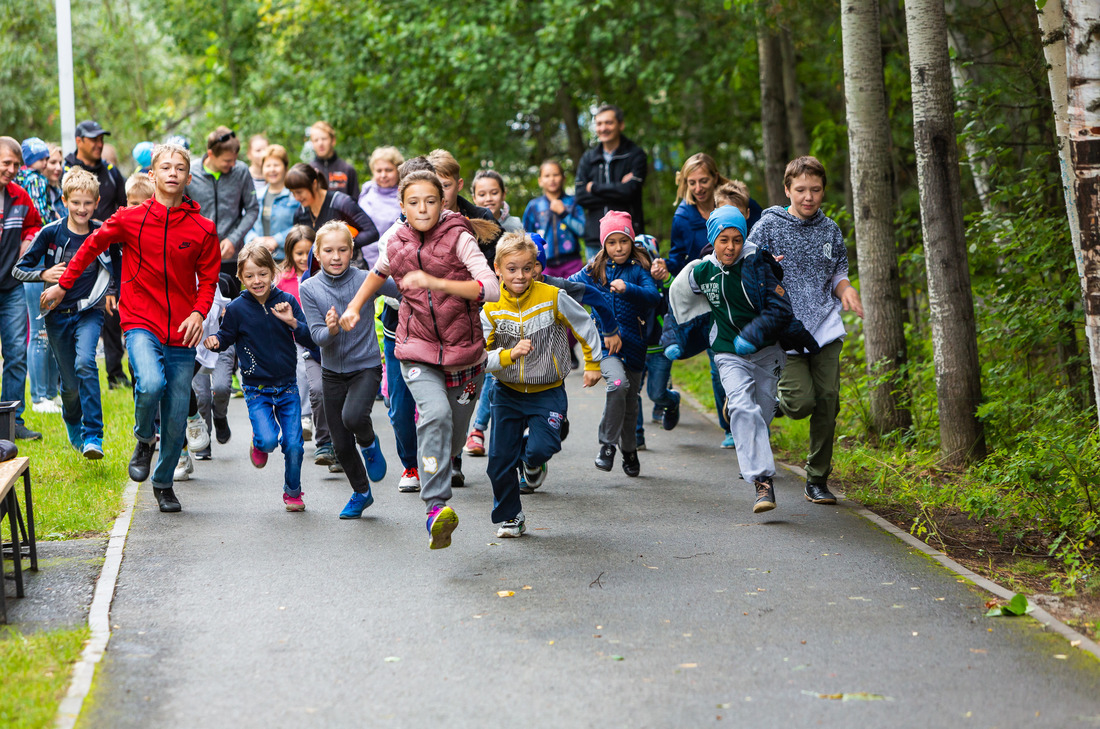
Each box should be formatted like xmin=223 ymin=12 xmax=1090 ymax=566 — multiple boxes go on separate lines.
xmin=746 ymin=206 xmax=850 ymax=346
xmin=211 ymin=288 xmax=313 ymax=386
xmin=311 ymin=152 xmax=358 ymax=197
xmin=186 ymin=159 xmax=259 ymax=253
xmin=568 ymin=257 xmax=661 ymax=371
xmin=1 ymin=182 xmax=43 ymax=291
xmin=14 ymin=218 xmax=114 ymax=311
xmin=300 ymin=266 xmax=392 ymax=374
xmin=58 ymin=196 xmax=221 ymax=346
xmin=574 ymin=135 xmax=648 ymax=242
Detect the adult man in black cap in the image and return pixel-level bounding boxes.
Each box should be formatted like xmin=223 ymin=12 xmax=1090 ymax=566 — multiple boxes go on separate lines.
xmin=64 ymin=120 xmax=130 ymax=389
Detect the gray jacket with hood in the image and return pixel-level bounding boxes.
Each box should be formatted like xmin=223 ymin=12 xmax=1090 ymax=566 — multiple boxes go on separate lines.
xmin=186 ymin=159 xmax=259 ymax=253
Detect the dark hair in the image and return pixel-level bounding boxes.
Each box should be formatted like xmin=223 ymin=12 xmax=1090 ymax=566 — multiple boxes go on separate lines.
xmin=783 ymin=155 xmax=827 ymax=189
xmin=398 ymin=156 xmax=435 ymax=181
xmin=282 ymin=225 xmax=316 ymax=273
xmin=207 ymin=126 xmax=240 ymax=157
xmin=595 ymin=104 xmax=624 ymax=124
xmin=539 ymin=159 xmax=564 ymax=176
xmin=285 ymin=162 xmax=327 ymax=192
xmin=398 ymin=170 xmax=444 ymax=201
xmin=587 ymin=238 xmax=652 ymax=287
xmin=471 ymin=169 xmax=505 ymax=194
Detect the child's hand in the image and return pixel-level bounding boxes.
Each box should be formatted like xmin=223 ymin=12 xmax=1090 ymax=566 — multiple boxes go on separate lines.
xmin=733 ymin=335 xmax=757 ymax=356
xmin=549 ymin=198 xmax=566 ymax=215
xmin=609 ymin=279 xmax=626 ymax=294
xmin=603 ymin=333 xmax=622 ymax=354
xmin=839 ymin=285 xmax=864 ymax=318
xmin=220 ymin=239 xmax=236 ymax=260
xmin=400 ymin=270 xmax=438 ymax=292
xmin=41 ymin=263 xmax=66 ymax=285
xmin=105 ymin=295 xmax=117 ymax=316
xmin=271 ymin=301 xmax=297 ymax=326
xmin=326 ymin=306 xmax=341 ymax=335
xmin=650 ymin=257 xmax=669 ymax=282
xmin=203 ymin=335 xmax=220 ymax=351
xmin=510 ymin=339 xmax=533 ymax=360
xmin=40 ymin=284 xmax=65 ymax=312
xmin=338 ymin=306 xmax=359 ymax=331
xmin=582 ymin=370 xmax=601 ymax=388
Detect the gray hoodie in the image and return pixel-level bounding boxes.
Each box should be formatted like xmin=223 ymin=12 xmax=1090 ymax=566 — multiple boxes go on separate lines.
xmin=186 ymin=159 xmax=259 ymax=252
xmin=745 ymin=206 xmax=849 ymax=346
xmin=299 ymin=267 xmax=398 ymax=374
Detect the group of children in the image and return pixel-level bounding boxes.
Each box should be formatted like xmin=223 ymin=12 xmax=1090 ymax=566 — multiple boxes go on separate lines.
xmin=27 ymin=140 xmax=859 ymax=552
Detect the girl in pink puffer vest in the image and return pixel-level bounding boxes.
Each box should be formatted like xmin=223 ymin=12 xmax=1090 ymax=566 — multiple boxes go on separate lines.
xmin=338 ymin=170 xmax=500 ymax=550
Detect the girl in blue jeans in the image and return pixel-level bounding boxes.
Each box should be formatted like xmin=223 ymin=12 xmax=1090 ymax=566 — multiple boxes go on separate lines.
xmin=205 ymin=244 xmax=314 ymax=511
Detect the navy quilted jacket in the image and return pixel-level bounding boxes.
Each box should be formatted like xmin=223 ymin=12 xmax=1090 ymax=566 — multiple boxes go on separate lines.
xmin=569 ymin=258 xmax=661 ymax=371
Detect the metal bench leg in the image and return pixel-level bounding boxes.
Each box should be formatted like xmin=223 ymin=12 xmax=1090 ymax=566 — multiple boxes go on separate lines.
xmin=6 ymin=490 xmax=22 ymax=599
xmin=22 ymin=470 xmax=35 ymax=571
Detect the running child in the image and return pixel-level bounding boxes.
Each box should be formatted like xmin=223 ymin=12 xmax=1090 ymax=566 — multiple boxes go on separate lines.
xmin=471 ymin=169 xmax=523 ymax=233
xmin=568 ymin=211 xmax=661 ymax=476
xmin=481 ymin=233 xmax=603 ymax=537
xmin=204 ymin=244 xmax=313 ymax=511
xmin=300 ymin=221 xmax=394 ymax=518
xmin=338 ymin=170 xmax=500 ymax=549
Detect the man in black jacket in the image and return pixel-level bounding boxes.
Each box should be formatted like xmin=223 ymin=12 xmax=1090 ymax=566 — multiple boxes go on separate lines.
xmin=64 ymin=119 xmax=130 ymax=389
xmin=573 ymin=105 xmax=648 ymax=259
xmin=308 ymin=121 xmax=358 ymax=196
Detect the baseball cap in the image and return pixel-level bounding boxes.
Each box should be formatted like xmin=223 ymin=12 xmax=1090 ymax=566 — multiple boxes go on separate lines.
xmin=75 ymin=120 xmax=110 ymax=138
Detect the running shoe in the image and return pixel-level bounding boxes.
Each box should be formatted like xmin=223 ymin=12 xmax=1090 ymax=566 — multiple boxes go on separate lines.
xmin=427 ymin=505 xmax=459 ymax=550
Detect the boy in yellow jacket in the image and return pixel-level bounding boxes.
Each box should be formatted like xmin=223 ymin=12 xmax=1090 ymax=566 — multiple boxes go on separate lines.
xmin=481 ymin=233 xmax=603 ymax=537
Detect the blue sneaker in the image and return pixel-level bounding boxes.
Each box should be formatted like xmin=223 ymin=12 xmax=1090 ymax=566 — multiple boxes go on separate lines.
xmin=361 ymin=436 xmax=387 ymax=483
xmin=339 ymin=490 xmax=374 ymax=519
xmin=82 ymin=437 xmax=104 ymax=460
xmin=65 ymin=421 xmax=82 ymax=452
xmin=721 ymin=432 xmax=736 ymax=449
xmin=426 ymin=505 xmax=459 ymax=550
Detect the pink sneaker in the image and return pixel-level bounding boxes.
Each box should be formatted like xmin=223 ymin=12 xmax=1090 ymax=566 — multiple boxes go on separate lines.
xmin=250 ymin=444 xmax=268 ymax=468
xmin=283 ymin=492 xmax=305 ymax=512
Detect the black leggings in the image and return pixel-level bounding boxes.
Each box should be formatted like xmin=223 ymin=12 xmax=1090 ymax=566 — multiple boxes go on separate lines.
xmin=321 ymin=366 xmax=381 ymax=494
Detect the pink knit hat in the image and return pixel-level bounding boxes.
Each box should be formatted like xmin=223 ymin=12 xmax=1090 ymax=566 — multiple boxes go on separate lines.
xmin=599 ymin=210 xmax=635 ymax=247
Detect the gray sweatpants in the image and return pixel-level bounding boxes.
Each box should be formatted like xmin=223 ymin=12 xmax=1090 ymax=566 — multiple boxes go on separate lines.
xmin=714 ymin=346 xmax=787 ymax=484
xmin=401 ymin=362 xmax=483 ymax=513
xmin=598 ymin=356 xmax=643 ymax=453
xmin=193 ymin=345 xmax=234 ymax=431
xmin=296 ymin=346 xmax=330 ymax=447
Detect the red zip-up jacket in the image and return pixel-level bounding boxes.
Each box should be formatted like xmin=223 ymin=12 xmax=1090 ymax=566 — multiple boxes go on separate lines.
xmin=58 ymin=196 xmax=220 ymax=346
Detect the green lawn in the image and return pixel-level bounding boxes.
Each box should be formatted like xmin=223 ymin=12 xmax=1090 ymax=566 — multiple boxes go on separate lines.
xmin=0 ymin=626 xmax=88 ymax=729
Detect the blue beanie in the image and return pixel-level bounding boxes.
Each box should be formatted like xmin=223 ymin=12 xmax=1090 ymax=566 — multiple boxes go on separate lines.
xmin=530 ymin=232 xmax=548 ymax=270
xmin=706 ymin=206 xmax=747 ymax=245
xmin=21 ymin=138 xmax=49 ymax=167
xmin=132 ymin=141 xmax=154 ymax=170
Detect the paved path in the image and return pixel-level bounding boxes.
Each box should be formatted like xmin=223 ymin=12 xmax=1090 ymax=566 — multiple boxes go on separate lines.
xmin=80 ymin=375 xmax=1100 ymax=728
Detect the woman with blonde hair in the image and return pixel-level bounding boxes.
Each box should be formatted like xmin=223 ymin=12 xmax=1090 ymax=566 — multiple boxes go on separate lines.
xmin=358 ymin=146 xmax=404 ymax=234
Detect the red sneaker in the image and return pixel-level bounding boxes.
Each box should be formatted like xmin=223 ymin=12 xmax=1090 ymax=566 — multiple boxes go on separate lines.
xmin=463 ymin=429 xmax=486 ymax=456
xmin=250 ymin=444 xmax=268 ymax=469
xmin=398 ymin=467 xmax=420 ymax=493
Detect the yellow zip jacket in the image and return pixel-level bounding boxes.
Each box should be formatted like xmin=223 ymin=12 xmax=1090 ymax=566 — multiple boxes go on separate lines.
xmin=481 ymin=280 xmax=603 ymax=393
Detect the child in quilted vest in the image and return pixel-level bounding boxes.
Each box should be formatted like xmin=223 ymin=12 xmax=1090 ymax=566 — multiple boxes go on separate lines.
xmin=339 ymin=170 xmax=500 ymax=550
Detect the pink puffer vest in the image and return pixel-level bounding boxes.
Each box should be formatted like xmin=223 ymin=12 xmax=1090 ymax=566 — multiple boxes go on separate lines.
xmin=388 ymin=211 xmax=486 ymax=367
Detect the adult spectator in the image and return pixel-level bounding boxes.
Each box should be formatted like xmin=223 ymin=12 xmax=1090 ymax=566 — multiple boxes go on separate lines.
xmin=246 ymin=134 xmax=268 ymax=193
xmin=357 ymin=146 xmax=404 ymax=235
xmin=574 ymin=104 xmax=648 ymax=258
xmin=44 ymin=144 xmax=67 ymax=221
xmin=287 ymin=163 xmax=378 ymax=270
xmin=42 ymin=142 xmax=221 ymax=512
xmin=186 ymin=126 xmax=259 ymax=280
xmin=64 ymin=119 xmax=130 ymax=388
xmin=245 ymin=144 xmax=300 ymax=262
xmin=308 ymin=121 xmax=358 ymax=196
xmin=0 ymin=136 xmax=43 ymax=439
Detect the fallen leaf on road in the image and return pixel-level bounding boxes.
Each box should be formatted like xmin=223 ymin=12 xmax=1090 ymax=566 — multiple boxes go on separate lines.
xmin=1071 ymin=640 xmax=1081 ymax=648
xmin=717 ymin=703 xmax=731 ymax=709
xmin=679 ymin=663 xmax=698 ymax=668
xmin=522 ymin=585 xmax=532 ymax=590
xmin=643 ymin=564 xmax=658 ymax=569
xmin=487 ymin=543 xmax=500 ymax=546
xmin=969 ymin=648 xmax=987 ymax=654
xmin=547 ymin=641 xmax=554 ymax=645
xmin=1053 ymin=654 xmax=1068 ymax=660
xmin=384 ymin=657 xmax=400 ymax=662
xmin=985 ymin=593 xmax=1032 ymax=617
xmin=609 ymin=655 xmax=624 ymax=661
xmin=803 ymin=690 xmax=891 ymax=702
xmin=497 ymin=591 xmax=515 ymax=598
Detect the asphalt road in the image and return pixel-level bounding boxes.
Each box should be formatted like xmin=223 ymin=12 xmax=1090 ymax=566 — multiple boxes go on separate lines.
xmin=78 ymin=374 xmax=1100 ymax=728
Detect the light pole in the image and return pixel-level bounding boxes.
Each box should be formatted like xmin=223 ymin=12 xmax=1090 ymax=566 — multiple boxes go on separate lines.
xmin=56 ymin=0 xmax=76 ymax=155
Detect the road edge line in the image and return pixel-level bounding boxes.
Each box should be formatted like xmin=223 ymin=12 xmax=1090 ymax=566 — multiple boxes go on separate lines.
xmin=54 ymin=479 xmax=141 ymax=729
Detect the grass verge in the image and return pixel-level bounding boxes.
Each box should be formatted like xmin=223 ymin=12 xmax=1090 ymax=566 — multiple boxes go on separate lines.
xmin=0 ymin=626 xmax=88 ymax=729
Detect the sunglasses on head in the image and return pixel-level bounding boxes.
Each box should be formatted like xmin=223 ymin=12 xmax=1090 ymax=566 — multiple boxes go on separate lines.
xmin=211 ymin=130 xmax=236 ymax=146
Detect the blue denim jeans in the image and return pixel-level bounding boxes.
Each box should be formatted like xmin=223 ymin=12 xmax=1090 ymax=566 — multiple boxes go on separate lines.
xmin=472 ymin=371 xmax=497 ymax=433
xmin=0 ymin=286 xmax=29 ymax=425
xmin=635 ymin=350 xmax=678 ymax=438
xmin=24 ymin=282 xmax=59 ymax=401
xmin=125 ymin=328 xmax=196 ymax=487
xmin=44 ymin=308 xmax=104 ymax=441
xmin=384 ymin=334 xmax=417 ymax=470
xmin=243 ymin=383 xmax=304 ymax=496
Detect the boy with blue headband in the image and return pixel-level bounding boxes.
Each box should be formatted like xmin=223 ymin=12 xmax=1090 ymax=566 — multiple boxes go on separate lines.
xmin=669 ymin=206 xmax=817 ymax=513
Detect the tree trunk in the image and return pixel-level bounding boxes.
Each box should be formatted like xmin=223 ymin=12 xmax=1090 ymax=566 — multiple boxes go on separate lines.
xmin=944 ymin=5 xmax=996 ymax=214
xmin=557 ymin=87 xmax=586 ymax=172
xmin=779 ymin=28 xmax=811 ymax=157
xmin=758 ymin=26 xmax=789 ymax=205
xmin=1061 ymin=0 xmax=1100 ymax=425
xmin=904 ymin=0 xmax=986 ymax=465
xmin=841 ymin=0 xmax=912 ymax=435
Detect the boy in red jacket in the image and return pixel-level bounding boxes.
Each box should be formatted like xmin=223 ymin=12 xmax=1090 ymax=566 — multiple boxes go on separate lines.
xmin=42 ymin=143 xmax=221 ymax=512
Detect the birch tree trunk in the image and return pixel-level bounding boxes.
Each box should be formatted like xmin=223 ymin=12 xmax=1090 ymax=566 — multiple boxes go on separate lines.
xmin=758 ymin=26 xmax=789 ymax=205
xmin=944 ymin=7 xmax=996 ymax=213
xmin=905 ymin=0 xmax=986 ymax=465
xmin=1061 ymin=0 xmax=1100 ymax=425
xmin=841 ymin=0 xmax=912 ymax=435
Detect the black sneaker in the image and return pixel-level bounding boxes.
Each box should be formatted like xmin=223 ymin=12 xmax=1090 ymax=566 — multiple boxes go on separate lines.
xmin=108 ymin=375 xmax=132 ymax=390
xmin=805 ymin=482 xmax=837 ymax=505
xmin=594 ymin=443 xmax=615 ymax=472
xmin=213 ymin=416 xmax=231 ymax=444
xmin=154 ymin=486 xmax=182 ymax=513
xmin=129 ymin=439 xmax=156 ymax=482
xmin=521 ymin=461 xmax=547 ymax=492
xmin=635 ymin=434 xmax=646 ymax=451
xmin=662 ymin=398 xmax=681 ymax=431
xmin=753 ymin=478 xmax=776 ymax=513
xmin=621 ymin=450 xmax=640 ymax=477
xmin=193 ymin=446 xmax=211 ymax=461
xmin=14 ymin=423 xmax=42 ymax=441
xmin=650 ymin=406 xmax=664 ymax=423
xmin=451 ymin=455 xmax=465 ymax=488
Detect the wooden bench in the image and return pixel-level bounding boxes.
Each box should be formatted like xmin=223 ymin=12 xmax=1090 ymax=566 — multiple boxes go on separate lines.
xmin=0 ymin=457 xmax=36 ymax=623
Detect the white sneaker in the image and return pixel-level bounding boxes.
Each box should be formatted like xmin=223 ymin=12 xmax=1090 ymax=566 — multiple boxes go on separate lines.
xmin=301 ymin=416 xmax=313 ymax=442
xmin=174 ymin=449 xmax=193 ymax=482
xmin=496 ymin=512 xmax=526 ymax=538
xmin=32 ymin=399 xmax=62 ymax=414
xmin=185 ymin=415 xmax=210 ymax=452
xmin=398 ymin=467 xmax=420 ymax=493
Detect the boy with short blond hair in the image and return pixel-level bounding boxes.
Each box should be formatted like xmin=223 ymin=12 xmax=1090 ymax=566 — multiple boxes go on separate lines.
xmin=14 ymin=167 xmax=114 ymax=457
xmin=125 ymin=171 xmax=155 ymax=206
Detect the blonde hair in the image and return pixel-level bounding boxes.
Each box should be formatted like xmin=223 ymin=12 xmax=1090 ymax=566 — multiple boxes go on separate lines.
xmin=260 ymin=143 xmax=289 ymax=170
xmin=310 ymin=121 xmax=335 ymax=140
xmin=426 ymin=149 xmax=460 ymax=181
xmin=714 ymin=180 xmax=750 ymax=212
xmin=675 ymin=153 xmax=729 ymax=207
xmin=125 ymin=171 xmax=154 ymax=202
xmin=313 ymin=220 xmax=353 ymax=258
xmin=62 ymin=167 xmax=100 ymax=199
xmin=150 ymin=143 xmax=191 ymax=170
xmin=237 ymin=243 xmax=277 ymax=279
xmin=494 ymin=232 xmax=537 ymax=268
xmin=369 ymin=146 xmax=404 ymax=171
